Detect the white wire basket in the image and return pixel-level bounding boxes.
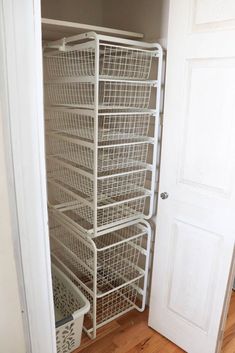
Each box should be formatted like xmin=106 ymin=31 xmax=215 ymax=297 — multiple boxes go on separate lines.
xmin=52 ymin=264 xmax=90 ymax=353
xmin=44 ymin=82 xmax=94 ymax=108
xmin=46 ymin=133 xmax=150 ymax=174
xmin=44 ymin=80 xmax=155 ymax=109
xmin=100 ymin=44 xmax=154 ymax=79
xmin=44 ymin=47 xmax=95 ymax=79
xmin=47 ymin=180 xmax=150 ymax=234
xmin=47 ymin=156 xmax=148 ymax=201
xmin=49 ymin=213 xmax=151 ymax=339
xmin=45 ymin=108 xmax=153 ymax=143
xmin=44 ymin=43 xmax=154 ymax=80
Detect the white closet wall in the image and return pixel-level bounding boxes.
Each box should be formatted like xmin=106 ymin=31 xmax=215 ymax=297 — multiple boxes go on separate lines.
xmin=41 ymin=0 xmax=103 ymax=26
xmin=102 ymin=0 xmax=170 ymax=45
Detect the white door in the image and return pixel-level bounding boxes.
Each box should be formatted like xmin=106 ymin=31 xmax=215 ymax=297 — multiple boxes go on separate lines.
xmin=149 ymin=1 xmax=235 ymax=352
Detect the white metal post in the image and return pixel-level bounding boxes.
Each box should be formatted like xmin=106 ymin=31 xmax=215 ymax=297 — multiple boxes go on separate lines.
xmin=148 ymin=46 xmax=163 ymax=218
xmin=93 ymin=35 xmax=99 ymax=236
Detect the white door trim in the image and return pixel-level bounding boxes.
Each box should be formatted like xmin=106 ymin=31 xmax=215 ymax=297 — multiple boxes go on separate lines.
xmin=0 ymin=0 xmax=56 ymax=352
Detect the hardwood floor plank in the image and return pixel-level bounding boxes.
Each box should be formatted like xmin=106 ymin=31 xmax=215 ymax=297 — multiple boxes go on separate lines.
xmin=125 ymin=334 xmax=169 ymax=353
xmin=78 ymin=311 xmax=182 ymax=353
xmin=222 ymin=291 xmax=235 ymax=353
xmin=74 ymin=320 xmax=120 ymax=353
xmin=112 ymin=321 xmax=154 ymax=353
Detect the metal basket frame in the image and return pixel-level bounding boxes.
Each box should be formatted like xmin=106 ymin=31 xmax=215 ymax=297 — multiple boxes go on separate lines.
xmin=49 ymin=212 xmax=151 ymax=339
xmin=44 ymin=32 xmax=163 ymax=236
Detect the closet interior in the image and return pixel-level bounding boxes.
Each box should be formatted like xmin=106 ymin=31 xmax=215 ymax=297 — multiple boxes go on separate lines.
xmin=41 ymin=0 xmax=169 ymax=351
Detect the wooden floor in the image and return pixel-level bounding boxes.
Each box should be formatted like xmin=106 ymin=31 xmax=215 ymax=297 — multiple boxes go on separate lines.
xmin=75 ymin=291 xmax=235 ymax=353
xmin=222 ymin=291 xmax=235 ymax=353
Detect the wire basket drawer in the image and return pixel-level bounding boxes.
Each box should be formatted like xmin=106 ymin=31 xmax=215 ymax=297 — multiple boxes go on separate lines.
xmin=44 ymin=44 xmax=154 ymax=80
xmin=98 ymin=143 xmax=149 ymax=173
xmin=52 ymin=264 xmax=90 ymax=353
xmin=45 ymin=109 xmax=152 ymax=143
xmin=101 ymin=81 xmax=152 ymax=109
xmin=97 ymin=113 xmax=152 ymax=142
xmin=44 ymin=47 xmax=95 ymax=79
xmin=45 ymin=109 xmax=94 ymax=141
xmin=45 ymin=82 xmax=94 ymax=107
xmin=47 ymin=181 xmax=149 ymax=233
xmin=50 ymin=216 xmax=147 ymax=287
xmin=46 ymin=134 xmax=150 ymax=174
xmin=100 ymin=44 xmax=153 ymax=80
xmin=47 ymin=157 xmax=148 ymax=201
xmin=46 ymin=134 xmax=94 ymax=171
xmin=54 ymin=198 xmax=147 ymax=233
xmin=44 ymin=81 xmax=153 ymax=109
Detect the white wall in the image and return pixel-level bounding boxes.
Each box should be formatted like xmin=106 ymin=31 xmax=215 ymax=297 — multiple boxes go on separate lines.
xmin=0 ymin=110 xmax=25 ymax=353
xmin=102 ymin=0 xmax=170 ymax=45
xmin=41 ymin=0 xmax=103 ymax=26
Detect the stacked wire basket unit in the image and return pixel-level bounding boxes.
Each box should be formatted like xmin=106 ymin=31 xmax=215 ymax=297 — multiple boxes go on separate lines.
xmin=44 ymin=31 xmax=163 ymax=339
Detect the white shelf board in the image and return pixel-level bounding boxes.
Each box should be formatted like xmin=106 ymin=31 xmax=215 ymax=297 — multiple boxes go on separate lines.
xmin=42 ymin=18 xmax=144 ymax=41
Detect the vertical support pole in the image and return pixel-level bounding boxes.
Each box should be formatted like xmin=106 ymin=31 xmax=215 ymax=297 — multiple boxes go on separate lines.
xmin=139 ymin=221 xmax=152 ymax=311
xmin=149 ymin=46 xmax=163 ymax=218
xmin=92 ymin=248 xmax=98 ymax=338
xmin=92 ymin=34 xmax=99 ymax=338
xmin=93 ymin=36 xmax=99 ymax=236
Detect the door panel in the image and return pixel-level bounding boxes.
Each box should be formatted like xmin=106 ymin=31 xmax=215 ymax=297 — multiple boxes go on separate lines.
xmin=193 ymin=0 xmax=235 ymax=28
xmin=149 ymin=0 xmax=235 ymax=352
xmin=192 ymin=0 xmax=235 ymax=31
xmin=180 ymin=58 xmax=235 ymax=195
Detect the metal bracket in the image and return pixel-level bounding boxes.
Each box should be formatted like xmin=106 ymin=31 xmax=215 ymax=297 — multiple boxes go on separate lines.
xmin=44 ymin=37 xmax=67 ymax=51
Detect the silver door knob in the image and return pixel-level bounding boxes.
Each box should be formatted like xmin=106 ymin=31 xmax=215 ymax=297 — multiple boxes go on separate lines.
xmin=160 ymin=192 xmax=169 ymax=200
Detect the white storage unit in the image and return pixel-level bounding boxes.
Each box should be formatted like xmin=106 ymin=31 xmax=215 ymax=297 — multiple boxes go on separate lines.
xmin=44 ymin=32 xmax=163 ymax=236
xmin=43 ymin=29 xmax=163 ymax=342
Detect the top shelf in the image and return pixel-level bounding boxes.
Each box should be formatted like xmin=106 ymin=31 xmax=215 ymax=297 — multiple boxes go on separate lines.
xmin=42 ymin=18 xmax=144 ymax=41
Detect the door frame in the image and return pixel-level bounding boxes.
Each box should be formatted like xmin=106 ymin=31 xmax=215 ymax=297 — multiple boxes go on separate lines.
xmin=1 ymin=0 xmax=235 ymax=352
xmin=217 ymin=246 xmax=235 ymax=352
xmin=0 ymin=0 xmax=56 ymax=352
